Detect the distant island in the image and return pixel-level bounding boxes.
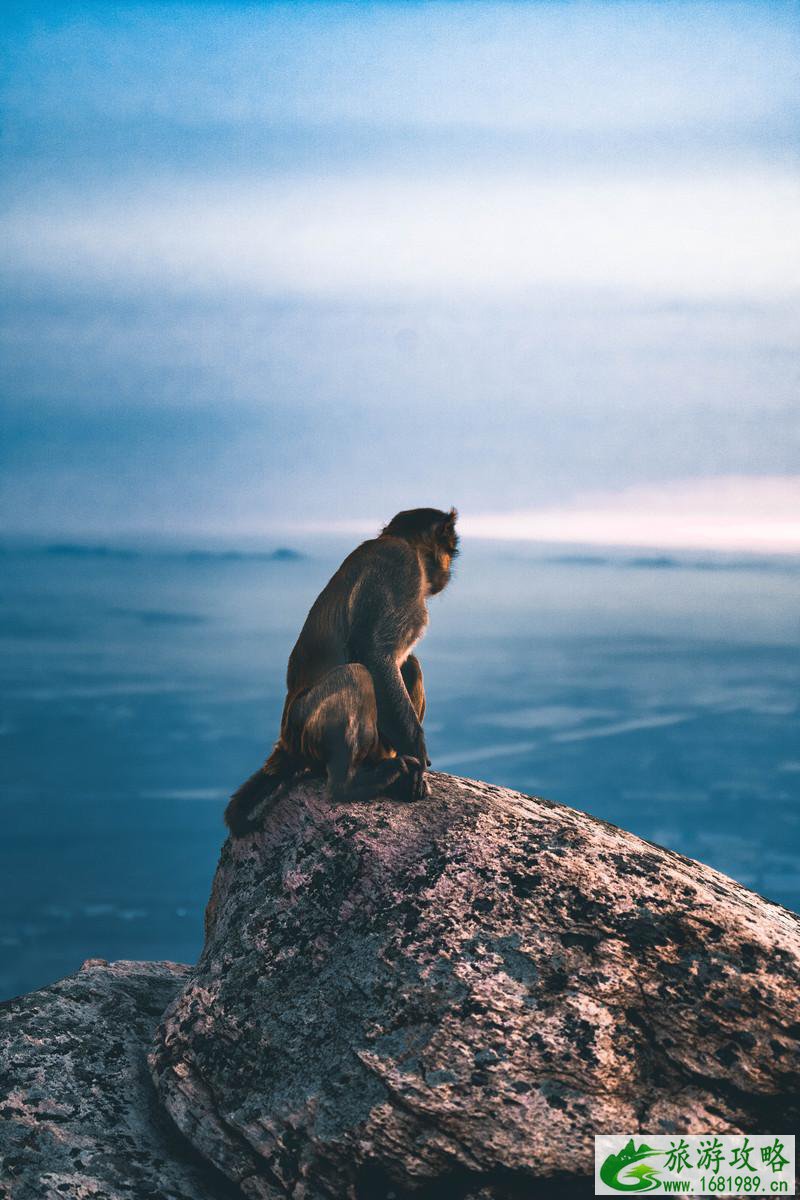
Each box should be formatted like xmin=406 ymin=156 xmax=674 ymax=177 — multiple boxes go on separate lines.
xmin=545 ymin=551 xmax=782 ymax=572
xmin=40 ymin=543 xmax=306 ymax=563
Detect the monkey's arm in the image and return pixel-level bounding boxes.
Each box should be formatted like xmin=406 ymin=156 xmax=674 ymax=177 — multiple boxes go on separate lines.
xmin=363 ymin=649 xmax=428 ymax=765
xmin=401 ymin=653 xmax=425 ymax=724
xmin=348 ymin=561 xmax=429 ymax=766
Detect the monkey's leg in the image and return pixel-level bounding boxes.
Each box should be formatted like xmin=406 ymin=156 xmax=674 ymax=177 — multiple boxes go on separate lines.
xmin=299 ymin=664 xmax=427 ymax=804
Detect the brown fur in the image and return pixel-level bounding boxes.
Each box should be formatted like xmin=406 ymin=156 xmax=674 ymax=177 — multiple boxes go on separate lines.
xmin=225 ymin=507 xmax=457 ymax=835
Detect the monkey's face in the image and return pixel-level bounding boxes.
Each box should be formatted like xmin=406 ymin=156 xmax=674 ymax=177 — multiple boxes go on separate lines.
xmin=429 ymin=508 xmax=459 ymax=594
xmin=436 ymin=507 xmax=459 ymax=558
xmin=428 ymin=553 xmax=452 ymax=595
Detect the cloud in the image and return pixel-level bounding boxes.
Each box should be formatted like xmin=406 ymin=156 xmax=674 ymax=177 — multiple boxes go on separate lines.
xmin=4 ymin=2 xmax=798 ymax=137
xmin=1 ymin=2 xmax=797 ymax=535
xmin=462 ymin=476 xmax=800 ymax=554
xmin=3 ymin=167 xmax=798 ymax=302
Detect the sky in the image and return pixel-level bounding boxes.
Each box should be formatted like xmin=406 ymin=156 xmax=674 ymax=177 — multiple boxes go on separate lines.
xmin=1 ymin=1 xmax=798 ymax=548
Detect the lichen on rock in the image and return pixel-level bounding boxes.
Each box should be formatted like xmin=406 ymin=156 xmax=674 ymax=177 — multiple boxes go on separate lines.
xmin=0 ymin=958 xmax=236 ymax=1200
xmin=148 ymin=771 xmax=800 ymax=1199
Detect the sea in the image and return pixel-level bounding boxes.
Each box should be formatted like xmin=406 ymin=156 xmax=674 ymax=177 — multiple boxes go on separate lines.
xmin=1 ymin=535 xmax=798 ymax=1000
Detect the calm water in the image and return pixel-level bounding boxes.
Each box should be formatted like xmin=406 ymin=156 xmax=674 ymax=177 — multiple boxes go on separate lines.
xmin=1 ymin=537 xmax=799 ymax=999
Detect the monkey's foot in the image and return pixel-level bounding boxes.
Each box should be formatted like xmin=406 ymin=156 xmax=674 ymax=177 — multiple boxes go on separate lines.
xmin=386 ymin=755 xmax=429 ymax=803
xmin=328 ymin=757 xmax=428 ymax=805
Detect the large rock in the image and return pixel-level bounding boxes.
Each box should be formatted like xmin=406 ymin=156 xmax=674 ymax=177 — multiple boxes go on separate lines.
xmin=0 ymin=959 xmax=236 ymax=1200
xmin=149 ymin=772 xmax=800 ymax=1199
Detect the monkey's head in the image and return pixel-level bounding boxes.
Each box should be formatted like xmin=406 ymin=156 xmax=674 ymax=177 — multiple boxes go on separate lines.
xmin=381 ymin=507 xmax=459 ymax=595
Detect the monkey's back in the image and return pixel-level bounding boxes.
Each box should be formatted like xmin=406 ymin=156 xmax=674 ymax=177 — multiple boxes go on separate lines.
xmin=284 ymin=536 xmax=424 ymax=697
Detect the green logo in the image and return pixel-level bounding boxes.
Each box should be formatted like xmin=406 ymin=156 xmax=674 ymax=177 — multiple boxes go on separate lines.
xmin=600 ymin=1139 xmax=665 ymax=1192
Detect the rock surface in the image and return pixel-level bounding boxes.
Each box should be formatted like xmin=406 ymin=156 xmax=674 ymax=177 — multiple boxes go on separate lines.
xmin=0 ymin=958 xmax=236 ymax=1200
xmin=149 ymin=771 xmax=800 ymax=1200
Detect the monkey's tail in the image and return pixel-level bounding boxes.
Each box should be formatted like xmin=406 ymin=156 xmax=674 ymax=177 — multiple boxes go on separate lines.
xmin=224 ymin=744 xmax=297 ymax=837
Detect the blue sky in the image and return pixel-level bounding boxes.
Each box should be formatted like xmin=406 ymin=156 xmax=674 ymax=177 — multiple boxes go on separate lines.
xmin=1 ymin=1 xmax=798 ymax=545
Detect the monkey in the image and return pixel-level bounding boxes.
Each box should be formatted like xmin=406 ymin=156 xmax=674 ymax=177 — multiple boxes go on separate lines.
xmin=224 ymin=507 xmax=458 ymax=836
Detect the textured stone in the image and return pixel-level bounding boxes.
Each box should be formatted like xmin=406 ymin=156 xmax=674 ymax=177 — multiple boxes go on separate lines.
xmin=0 ymin=958 xmax=236 ymax=1200
xmin=149 ymin=772 xmax=800 ymax=1199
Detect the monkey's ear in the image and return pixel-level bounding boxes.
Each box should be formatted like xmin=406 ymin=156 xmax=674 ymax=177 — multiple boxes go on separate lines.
xmin=436 ymin=507 xmax=459 ymax=551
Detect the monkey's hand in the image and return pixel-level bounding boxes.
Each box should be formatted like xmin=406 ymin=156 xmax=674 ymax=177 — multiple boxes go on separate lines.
xmin=398 ymin=754 xmax=430 ymax=801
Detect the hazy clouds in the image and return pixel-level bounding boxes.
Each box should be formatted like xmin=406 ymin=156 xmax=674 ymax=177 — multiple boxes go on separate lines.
xmin=1 ymin=1 xmax=798 ymax=540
